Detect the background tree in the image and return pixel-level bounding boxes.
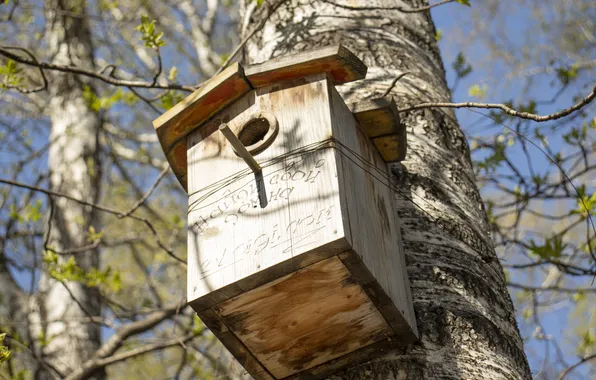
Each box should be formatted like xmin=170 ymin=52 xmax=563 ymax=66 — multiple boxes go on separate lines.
xmin=0 ymin=0 xmax=594 ymax=379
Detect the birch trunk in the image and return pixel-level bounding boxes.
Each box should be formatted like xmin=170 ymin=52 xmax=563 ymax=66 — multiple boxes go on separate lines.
xmin=32 ymin=1 xmax=103 ymax=377
xmin=242 ymin=1 xmax=532 ymax=378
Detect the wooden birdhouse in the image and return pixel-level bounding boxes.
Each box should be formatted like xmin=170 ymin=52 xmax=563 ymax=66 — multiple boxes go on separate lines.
xmin=153 ymin=45 xmax=417 ymax=380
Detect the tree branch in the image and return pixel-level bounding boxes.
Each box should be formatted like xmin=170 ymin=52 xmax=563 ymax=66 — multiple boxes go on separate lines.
xmin=65 ymin=302 xmax=188 ymax=380
xmin=399 ymin=83 xmax=596 ymax=122
xmin=559 ymin=353 xmax=596 ymax=379
xmin=0 ymin=178 xmax=186 ymax=264
xmin=0 ymin=46 xmax=196 ymax=92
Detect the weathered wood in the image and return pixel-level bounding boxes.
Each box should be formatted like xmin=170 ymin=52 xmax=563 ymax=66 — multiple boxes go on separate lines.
xmin=285 ymin=337 xmax=399 ymax=380
xmin=350 ymin=96 xmax=407 ymax=162
xmin=245 ymin=45 xmax=367 ymax=87
xmin=219 ymin=123 xmax=262 ymax=174
xmin=350 ymin=96 xmax=400 ymax=137
xmin=328 ymin=81 xmax=417 ymax=336
xmin=372 ymin=134 xmax=407 ymax=162
xmin=214 ymin=256 xmax=393 ymax=379
xmin=185 ymin=71 xmax=417 ymax=379
xmin=187 ymin=74 xmax=351 ymax=305
xmin=197 ymin=309 xmax=276 ymax=380
xmin=153 ymin=63 xmax=252 ymax=189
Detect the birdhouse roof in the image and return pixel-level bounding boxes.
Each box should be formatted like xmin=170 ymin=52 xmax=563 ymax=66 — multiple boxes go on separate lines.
xmin=152 ymin=45 xmax=367 ymax=190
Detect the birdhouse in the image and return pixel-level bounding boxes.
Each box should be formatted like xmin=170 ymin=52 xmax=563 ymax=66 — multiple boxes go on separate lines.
xmin=153 ymin=45 xmax=417 ymax=380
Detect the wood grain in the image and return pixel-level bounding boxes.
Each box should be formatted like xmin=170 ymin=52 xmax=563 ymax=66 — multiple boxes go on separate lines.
xmin=350 ymin=96 xmax=407 ymax=162
xmin=328 ymin=81 xmax=418 ymax=338
xmin=245 ymin=45 xmax=367 ymax=88
xmin=349 ymin=96 xmax=400 ymax=137
xmin=214 ymin=256 xmax=393 ymax=379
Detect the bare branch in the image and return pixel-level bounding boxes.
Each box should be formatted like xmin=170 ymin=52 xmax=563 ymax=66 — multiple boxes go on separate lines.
xmin=120 ymin=165 xmax=170 ymax=218
xmin=0 ymin=178 xmax=186 ymax=264
xmin=379 ymin=72 xmax=410 ymax=98
xmin=507 ymin=282 xmax=596 ymax=293
xmin=559 ymin=353 xmax=596 ymax=379
xmin=65 ymin=302 xmax=188 ymax=380
xmin=216 ymin=0 xmax=291 ymax=75
xmin=399 ymin=83 xmax=596 ymax=122
xmin=0 ymin=46 xmax=196 ymax=92
xmin=0 ymin=46 xmax=48 ymax=93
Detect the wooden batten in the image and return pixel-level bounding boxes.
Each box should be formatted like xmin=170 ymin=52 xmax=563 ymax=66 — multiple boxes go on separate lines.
xmin=350 ymin=96 xmax=407 ymax=162
xmin=245 ymin=45 xmax=367 ymax=87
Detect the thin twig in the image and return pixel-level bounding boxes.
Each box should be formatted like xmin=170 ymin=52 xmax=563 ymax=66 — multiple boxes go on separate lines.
xmin=558 ymin=353 xmax=596 ymax=379
xmin=120 ymin=165 xmax=170 ymax=218
xmin=65 ymin=301 xmax=187 ymax=380
xmin=399 ymin=83 xmax=596 ymax=122
xmin=379 ymin=72 xmax=410 ymax=98
xmin=0 ymin=177 xmax=186 ymax=264
xmin=0 ymin=46 xmax=195 ymax=92
xmin=0 ymin=45 xmax=48 ymax=93
xmin=215 ymin=0 xmax=291 ymax=75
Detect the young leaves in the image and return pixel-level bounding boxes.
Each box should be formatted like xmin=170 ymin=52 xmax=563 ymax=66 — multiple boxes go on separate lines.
xmin=136 ymin=16 xmax=166 ymax=49
xmin=0 ymin=333 xmax=10 ymax=364
xmin=529 ymin=235 xmax=568 ymax=259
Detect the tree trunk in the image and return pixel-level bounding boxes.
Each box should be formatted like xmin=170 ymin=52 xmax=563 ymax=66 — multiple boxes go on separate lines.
xmin=242 ymin=1 xmax=532 ymax=378
xmin=32 ymin=1 xmax=103 ymax=378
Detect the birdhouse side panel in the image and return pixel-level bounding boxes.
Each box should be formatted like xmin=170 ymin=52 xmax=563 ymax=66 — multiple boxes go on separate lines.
xmin=327 ymin=82 xmax=418 ymax=338
xmin=187 ymin=74 xmax=353 ymax=308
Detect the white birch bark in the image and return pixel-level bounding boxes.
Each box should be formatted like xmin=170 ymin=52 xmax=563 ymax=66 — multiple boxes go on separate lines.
xmin=242 ymin=0 xmax=532 ymax=378
xmin=31 ymin=1 xmax=103 ymax=377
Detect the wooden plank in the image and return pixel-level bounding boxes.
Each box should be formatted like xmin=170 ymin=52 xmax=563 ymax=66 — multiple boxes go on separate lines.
xmin=286 ymin=338 xmax=398 ymax=380
xmin=214 ymin=256 xmax=393 ymax=379
xmin=197 ymin=308 xmax=276 ymax=380
xmin=328 ymin=81 xmax=418 ymax=339
xmin=372 ymin=133 xmax=407 ymax=162
xmin=186 ymin=74 xmax=351 ymax=306
xmin=153 ymin=63 xmax=252 ymax=189
xmin=339 ymin=250 xmax=418 ymax=344
xmin=349 ymin=96 xmax=407 ymax=162
xmin=219 ymin=123 xmax=262 ymax=174
xmin=349 ymin=96 xmax=400 ymax=138
xmin=245 ymin=45 xmax=367 ymax=88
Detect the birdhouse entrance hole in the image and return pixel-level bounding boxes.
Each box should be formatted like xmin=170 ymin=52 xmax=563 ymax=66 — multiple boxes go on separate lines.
xmin=238 ymin=112 xmax=278 ymax=156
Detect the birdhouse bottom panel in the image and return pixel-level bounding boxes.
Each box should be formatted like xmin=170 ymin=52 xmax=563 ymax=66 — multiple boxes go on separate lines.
xmin=196 ymin=255 xmax=400 ymax=380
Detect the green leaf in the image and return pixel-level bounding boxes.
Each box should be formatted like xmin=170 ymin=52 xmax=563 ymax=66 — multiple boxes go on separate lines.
xmin=468 ymin=84 xmax=487 ymax=98
xmin=529 ymin=235 xmax=567 ymax=259
xmin=435 ymin=29 xmax=443 ymax=41
xmin=0 ymin=59 xmax=23 ymax=92
xmin=456 ymin=0 xmax=471 ymax=6
xmin=168 ymin=66 xmax=178 ymax=81
xmin=160 ymin=91 xmax=184 ymax=110
xmin=136 ymin=16 xmax=166 ymax=48
xmin=570 ymin=192 xmax=596 ymax=218
xmin=452 ymin=52 xmax=472 ymax=79
xmin=87 ymin=225 xmax=104 ymax=242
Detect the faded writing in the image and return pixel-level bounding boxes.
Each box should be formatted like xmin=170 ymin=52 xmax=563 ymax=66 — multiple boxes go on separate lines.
xmin=190 ymin=157 xmax=326 ymax=235
xmin=198 ymin=205 xmax=335 ymax=278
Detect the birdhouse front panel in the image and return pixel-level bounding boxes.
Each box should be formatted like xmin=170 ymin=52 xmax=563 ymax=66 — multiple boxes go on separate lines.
xmin=187 ymin=74 xmax=353 ymax=308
